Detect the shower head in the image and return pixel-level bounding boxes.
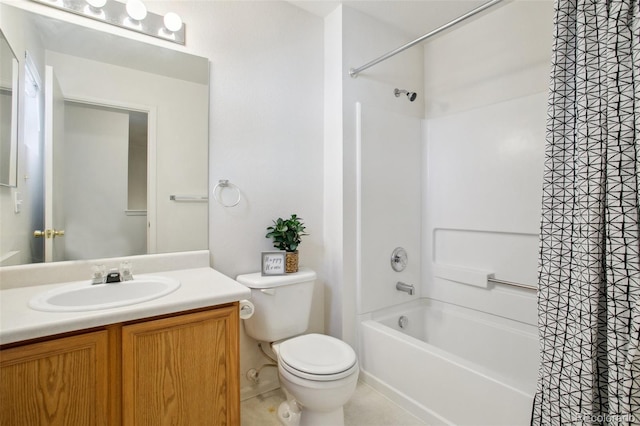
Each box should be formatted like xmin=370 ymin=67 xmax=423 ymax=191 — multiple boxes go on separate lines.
xmin=394 ymin=88 xmax=417 ymax=102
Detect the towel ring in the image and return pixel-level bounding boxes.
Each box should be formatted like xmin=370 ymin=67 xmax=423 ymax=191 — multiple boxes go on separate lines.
xmin=212 ymin=179 xmax=241 ymax=208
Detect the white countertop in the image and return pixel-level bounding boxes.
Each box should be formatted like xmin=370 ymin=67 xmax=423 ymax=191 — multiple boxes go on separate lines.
xmin=0 ymin=267 xmax=251 ymax=345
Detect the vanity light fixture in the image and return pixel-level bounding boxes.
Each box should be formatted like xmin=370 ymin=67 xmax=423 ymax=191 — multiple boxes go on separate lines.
xmin=158 ymin=11 xmax=182 ymax=39
xmin=125 ymin=0 xmax=146 ymax=25
xmin=84 ymin=0 xmax=106 ymax=19
xmin=164 ymin=12 xmax=182 ymax=32
xmin=30 ymin=0 xmax=186 ymax=45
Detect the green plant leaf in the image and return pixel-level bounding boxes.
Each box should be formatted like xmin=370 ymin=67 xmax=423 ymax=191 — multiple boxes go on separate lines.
xmin=265 ymin=214 xmax=309 ymax=252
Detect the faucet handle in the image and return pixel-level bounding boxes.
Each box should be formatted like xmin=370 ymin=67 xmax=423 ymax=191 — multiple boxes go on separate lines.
xmin=120 ymin=261 xmax=134 ymax=281
xmin=91 ymin=264 xmax=106 ymax=284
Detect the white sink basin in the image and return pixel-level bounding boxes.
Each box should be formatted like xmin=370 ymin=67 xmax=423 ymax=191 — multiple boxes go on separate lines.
xmin=28 ymin=276 xmax=181 ymax=312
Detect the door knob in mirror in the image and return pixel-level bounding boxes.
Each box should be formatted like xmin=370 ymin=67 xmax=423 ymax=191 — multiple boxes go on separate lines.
xmin=34 ymin=229 xmax=65 ymax=238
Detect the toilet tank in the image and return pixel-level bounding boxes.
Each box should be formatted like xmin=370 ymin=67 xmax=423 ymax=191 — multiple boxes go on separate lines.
xmin=236 ymin=268 xmax=316 ymax=342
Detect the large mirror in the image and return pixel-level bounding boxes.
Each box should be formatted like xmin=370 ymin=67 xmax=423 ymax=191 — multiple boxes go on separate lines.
xmin=0 ymin=28 xmax=18 ymax=188
xmin=0 ymin=4 xmax=209 ymax=265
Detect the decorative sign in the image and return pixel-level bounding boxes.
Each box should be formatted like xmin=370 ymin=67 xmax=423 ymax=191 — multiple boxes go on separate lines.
xmin=261 ymin=251 xmax=286 ymax=276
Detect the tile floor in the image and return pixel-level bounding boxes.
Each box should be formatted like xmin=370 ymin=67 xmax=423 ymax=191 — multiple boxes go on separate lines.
xmin=241 ymin=381 xmax=426 ymax=426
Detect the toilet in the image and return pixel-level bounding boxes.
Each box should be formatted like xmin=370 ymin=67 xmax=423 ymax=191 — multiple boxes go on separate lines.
xmin=236 ymin=268 xmax=359 ymax=426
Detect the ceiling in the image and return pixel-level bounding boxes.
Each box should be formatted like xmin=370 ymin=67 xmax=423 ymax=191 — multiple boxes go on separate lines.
xmin=288 ymin=0 xmax=492 ymax=39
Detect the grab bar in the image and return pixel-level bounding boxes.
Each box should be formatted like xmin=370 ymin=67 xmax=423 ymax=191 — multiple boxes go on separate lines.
xmin=487 ymin=277 xmax=537 ymax=291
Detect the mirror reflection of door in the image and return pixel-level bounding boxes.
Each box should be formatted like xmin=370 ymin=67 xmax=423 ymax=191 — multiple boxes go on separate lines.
xmin=62 ymin=102 xmax=149 ymax=260
xmin=23 ymin=55 xmax=45 ymax=264
xmin=44 ymin=66 xmax=149 ymax=261
xmin=44 ymin=66 xmax=66 ymax=262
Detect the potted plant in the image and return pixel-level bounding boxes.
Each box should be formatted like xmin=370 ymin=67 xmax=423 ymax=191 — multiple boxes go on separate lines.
xmin=265 ymin=214 xmax=308 ymax=273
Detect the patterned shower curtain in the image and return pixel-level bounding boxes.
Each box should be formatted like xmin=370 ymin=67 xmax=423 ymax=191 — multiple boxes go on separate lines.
xmin=532 ymin=0 xmax=640 ymax=424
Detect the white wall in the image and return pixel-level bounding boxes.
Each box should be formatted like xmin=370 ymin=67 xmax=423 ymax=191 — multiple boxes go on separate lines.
xmin=422 ymin=0 xmax=554 ymax=325
xmin=147 ymin=1 xmax=325 ymax=399
xmin=147 ymin=0 xmax=325 ymax=277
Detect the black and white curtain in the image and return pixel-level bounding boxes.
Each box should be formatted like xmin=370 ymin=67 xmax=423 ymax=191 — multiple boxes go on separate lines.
xmin=532 ymin=0 xmax=640 ymax=424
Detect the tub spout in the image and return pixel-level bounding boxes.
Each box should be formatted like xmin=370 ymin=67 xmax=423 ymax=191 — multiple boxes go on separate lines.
xmin=396 ymin=281 xmax=414 ymax=296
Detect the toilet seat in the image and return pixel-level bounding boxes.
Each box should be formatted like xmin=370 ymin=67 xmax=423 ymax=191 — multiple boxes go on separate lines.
xmin=278 ymin=334 xmax=358 ymax=381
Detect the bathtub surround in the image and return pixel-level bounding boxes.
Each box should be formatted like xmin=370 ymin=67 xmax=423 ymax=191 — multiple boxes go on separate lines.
xmin=352 ymin=1 xmax=553 ymax=423
xmin=335 ymin=4 xmax=425 ymax=343
xmin=356 ymin=102 xmax=422 ymax=313
xmin=532 ymin=0 xmax=640 ymax=422
xmin=424 ymin=93 xmax=545 ymax=324
xmin=422 ymin=0 xmax=551 ymax=322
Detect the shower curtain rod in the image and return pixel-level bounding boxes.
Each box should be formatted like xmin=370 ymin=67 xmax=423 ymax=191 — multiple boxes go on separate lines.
xmin=348 ymin=0 xmax=503 ymax=78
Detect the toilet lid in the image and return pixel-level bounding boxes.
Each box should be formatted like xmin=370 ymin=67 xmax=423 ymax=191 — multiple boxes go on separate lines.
xmin=278 ymin=334 xmax=357 ymax=380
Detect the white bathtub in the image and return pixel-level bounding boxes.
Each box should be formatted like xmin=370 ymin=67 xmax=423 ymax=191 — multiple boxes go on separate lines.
xmin=359 ymin=298 xmax=539 ymax=425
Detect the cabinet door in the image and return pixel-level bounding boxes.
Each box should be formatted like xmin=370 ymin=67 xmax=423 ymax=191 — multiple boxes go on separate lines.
xmin=0 ymin=331 xmax=110 ymax=426
xmin=122 ymin=305 xmax=239 ymax=425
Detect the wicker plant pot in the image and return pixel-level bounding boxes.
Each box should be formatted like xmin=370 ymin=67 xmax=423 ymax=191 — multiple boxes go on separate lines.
xmin=285 ymin=251 xmax=299 ymax=273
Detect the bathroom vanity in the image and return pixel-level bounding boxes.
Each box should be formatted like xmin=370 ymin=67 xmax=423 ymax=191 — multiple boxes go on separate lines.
xmin=0 ymin=251 xmax=250 ymax=425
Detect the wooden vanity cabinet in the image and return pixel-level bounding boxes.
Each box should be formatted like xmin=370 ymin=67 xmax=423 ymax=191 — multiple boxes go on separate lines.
xmin=0 ymin=303 xmax=240 ymax=426
xmin=122 ymin=305 xmax=240 ymax=425
xmin=0 ymin=330 xmax=111 ymax=426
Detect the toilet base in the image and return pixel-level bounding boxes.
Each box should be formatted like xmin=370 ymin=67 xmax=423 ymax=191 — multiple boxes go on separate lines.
xmin=277 ymin=400 xmax=301 ymax=426
xmin=277 ymin=400 xmax=345 ymax=426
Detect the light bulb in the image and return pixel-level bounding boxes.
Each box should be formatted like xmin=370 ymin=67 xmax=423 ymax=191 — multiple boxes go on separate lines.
xmin=126 ymin=0 xmax=147 ymax=21
xmin=163 ymin=12 xmax=183 ymax=32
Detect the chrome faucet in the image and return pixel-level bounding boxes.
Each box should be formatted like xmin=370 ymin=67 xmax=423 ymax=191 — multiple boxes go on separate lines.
xmin=91 ymin=262 xmax=133 ymax=284
xmin=105 ymin=269 xmax=122 ymax=283
xmin=396 ymin=281 xmax=414 ymax=296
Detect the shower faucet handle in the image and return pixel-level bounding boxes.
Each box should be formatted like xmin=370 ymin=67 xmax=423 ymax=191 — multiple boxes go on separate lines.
xmin=391 ymin=247 xmax=408 ymax=272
